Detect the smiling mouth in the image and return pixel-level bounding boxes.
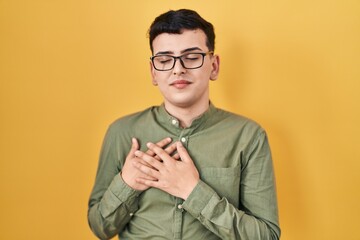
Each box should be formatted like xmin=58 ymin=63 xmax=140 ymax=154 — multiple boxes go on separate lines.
xmin=171 ymin=80 xmax=192 ymax=89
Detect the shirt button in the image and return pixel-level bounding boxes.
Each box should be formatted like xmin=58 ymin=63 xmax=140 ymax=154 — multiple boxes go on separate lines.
xmin=129 ymin=213 xmax=134 ymax=217
xmin=181 ymin=137 xmax=186 ymax=143
xmin=172 ymin=119 xmax=178 ymax=125
xmin=177 ymin=204 xmax=183 ymax=210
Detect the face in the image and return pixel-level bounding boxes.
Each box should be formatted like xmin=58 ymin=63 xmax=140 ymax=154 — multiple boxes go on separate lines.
xmin=150 ymin=29 xmax=220 ymax=110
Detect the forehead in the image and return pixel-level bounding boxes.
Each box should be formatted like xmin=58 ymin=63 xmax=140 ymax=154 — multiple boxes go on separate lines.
xmin=152 ymin=29 xmax=208 ymax=54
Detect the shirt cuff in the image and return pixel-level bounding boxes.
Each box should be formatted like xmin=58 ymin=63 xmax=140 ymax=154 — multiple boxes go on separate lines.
xmin=99 ymin=174 xmax=141 ymax=218
xmin=182 ymin=180 xmax=216 ymax=218
xmin=110 ymin=173 xmax=142 ymax=202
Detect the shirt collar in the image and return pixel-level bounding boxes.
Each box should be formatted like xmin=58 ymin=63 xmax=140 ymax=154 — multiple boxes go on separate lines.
xmin=157 ymin=102 xmax=217 ymax=131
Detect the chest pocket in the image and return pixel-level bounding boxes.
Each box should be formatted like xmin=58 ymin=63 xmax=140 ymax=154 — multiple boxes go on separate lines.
xmin=199 ymin=167 xmax=241 ymax=207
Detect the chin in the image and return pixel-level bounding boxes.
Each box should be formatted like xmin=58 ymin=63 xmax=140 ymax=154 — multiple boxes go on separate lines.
xmin=170 ymin=98 xmax=200 ymax=109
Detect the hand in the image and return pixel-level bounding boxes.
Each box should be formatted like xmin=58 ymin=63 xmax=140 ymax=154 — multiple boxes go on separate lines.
xmin=133 ymin=142 xmax=199 ymax=200
xmin=121 ymin=137 xmax=179 ymax=191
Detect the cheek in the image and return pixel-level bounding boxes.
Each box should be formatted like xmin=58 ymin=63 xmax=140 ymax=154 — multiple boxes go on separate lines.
xmin=196 ymin=67 xmax=212 ymax=81
xmin=153 ymin=74 xmax=170 ymax=92
xmin=153 ymin=73 xmax=167 ymax=84
xmin=200 ymin=62 xmax=214 ymax=77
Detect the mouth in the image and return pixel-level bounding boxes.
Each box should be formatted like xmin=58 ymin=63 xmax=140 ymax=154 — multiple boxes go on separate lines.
xmin=170 ymin=80 xmax=192 ymax=89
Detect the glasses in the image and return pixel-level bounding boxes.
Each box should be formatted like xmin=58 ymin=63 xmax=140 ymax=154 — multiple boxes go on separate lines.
xmin=150 ymin=51 xmax=214 ymax=71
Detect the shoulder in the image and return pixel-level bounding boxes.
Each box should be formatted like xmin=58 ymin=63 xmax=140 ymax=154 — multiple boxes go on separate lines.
xmin=214 ymin=107 xmax=265 ymax=134
xmin=107 ymin=106 xmax=158 ymax=132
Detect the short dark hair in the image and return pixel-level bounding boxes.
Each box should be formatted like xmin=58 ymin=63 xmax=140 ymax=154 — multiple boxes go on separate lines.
xmin=148 ymin=9 xmax=215 ymax=54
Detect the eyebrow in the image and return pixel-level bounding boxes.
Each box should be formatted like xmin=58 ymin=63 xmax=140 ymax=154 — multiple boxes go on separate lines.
xmin=155 ymin=47 xmax=203 ymax=56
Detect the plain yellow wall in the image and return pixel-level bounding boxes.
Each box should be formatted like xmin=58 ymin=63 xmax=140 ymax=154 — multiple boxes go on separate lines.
xmin=1 ymin=0 xmax=359 ymax=239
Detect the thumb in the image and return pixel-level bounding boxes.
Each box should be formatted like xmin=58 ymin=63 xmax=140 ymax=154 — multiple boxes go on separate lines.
xmin=176 ymin=141 xmax=192 ymax=163
xmin=129 ymin=137 xmax=139 ymax=155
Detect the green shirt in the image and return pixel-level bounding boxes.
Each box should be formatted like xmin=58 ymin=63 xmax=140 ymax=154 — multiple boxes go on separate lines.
xmin=88 ymin=104 xmax=280 ymax=240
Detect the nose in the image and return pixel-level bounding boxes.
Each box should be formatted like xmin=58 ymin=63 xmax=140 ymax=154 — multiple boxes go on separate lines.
xmin=172 ymin=57 xmax=186 ymax=75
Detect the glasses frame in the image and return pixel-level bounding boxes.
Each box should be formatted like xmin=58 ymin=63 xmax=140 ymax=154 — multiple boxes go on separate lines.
xmin=150 ymin=51 xmax=214 ymax=71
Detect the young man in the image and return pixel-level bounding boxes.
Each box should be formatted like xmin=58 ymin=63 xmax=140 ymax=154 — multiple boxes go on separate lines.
xmin=88 ymin=9 xmax=280 ymax=240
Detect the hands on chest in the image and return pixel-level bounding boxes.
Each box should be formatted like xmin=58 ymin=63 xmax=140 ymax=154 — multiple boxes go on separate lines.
xmin=121 ymin=137 xmax=200 ymax=200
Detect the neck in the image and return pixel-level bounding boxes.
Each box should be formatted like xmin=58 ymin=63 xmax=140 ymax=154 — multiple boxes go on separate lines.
xmin=164 ymin=101 xmax=210 ymax=128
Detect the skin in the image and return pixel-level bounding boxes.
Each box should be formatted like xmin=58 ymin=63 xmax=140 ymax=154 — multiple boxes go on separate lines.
xmin=122 ymin=29 xmax=220 ymax=200
xmin=121 ymin=137 xmax=180 ymax=191
xmin=150 ymin=29 xmax=220 ymax=127
xmin=134 ymin=142 xmax=199 ymax=200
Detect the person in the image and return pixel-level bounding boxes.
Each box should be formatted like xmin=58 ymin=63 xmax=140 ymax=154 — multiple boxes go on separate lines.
xmin=88 ymin=9 xmax=280 ymax=240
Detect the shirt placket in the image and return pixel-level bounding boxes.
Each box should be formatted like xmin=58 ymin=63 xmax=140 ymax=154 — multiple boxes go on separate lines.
xmin=173 ymin=197 xmax=184 ymax=239
xmin=169 ymin=117 xmax=193 ymax=239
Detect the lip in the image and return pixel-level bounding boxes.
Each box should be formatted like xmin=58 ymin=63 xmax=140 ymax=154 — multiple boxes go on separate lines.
xmin=170 ymin=80 xmax=192 ymax=89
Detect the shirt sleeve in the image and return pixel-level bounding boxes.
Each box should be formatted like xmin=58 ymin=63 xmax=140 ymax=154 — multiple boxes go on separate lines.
xmin=87 ymin=126 xmax=141 ymax=240
xmin=182 ymin=130 xmax=281 ymax=240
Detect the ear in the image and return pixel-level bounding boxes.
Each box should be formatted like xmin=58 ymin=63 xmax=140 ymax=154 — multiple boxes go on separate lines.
xmin=150 ymin=61 xmax=158 ymax=86
xmin=210 ymin=54 xmax=220 ymax=81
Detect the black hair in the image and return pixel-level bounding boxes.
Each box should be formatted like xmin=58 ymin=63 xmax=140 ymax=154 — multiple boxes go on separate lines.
xmin=148 ymin=9 xmax=215 ymax=53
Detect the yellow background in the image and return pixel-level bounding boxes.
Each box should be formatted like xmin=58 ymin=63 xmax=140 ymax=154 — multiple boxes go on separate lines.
xmin=1 ymin=0 xmax=359 ymax=239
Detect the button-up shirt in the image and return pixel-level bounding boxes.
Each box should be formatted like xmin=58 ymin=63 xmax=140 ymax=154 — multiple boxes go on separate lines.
xmin=88 ymin=104 xmax=280 ymax=239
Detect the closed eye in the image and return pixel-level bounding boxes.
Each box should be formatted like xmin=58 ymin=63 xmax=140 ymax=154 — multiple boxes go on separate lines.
xmin=159 ymin=59 xmax=172 ymax=64
xmin=183 ymin=53 xmax=201 ymax=61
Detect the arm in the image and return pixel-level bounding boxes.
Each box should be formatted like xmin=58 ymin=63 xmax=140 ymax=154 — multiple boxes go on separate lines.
xmin=88 ymin=127 xmax=176 ymax=239
xmin=88 ymin=175 xmax=141 ymax=240
xmin=87 ymin=129 xmax=140 ymax=240
xmin=183 ymin=131 xmax=280 ymax=239
xmin=134 ymin=131 xmax=280 ymax=239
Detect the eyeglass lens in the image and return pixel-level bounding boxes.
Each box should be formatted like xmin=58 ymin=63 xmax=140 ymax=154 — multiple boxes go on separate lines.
xmin=152 ymin=53 xmax=205 ymax=71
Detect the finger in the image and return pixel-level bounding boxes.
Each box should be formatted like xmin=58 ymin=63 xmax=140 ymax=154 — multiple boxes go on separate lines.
xmin=135 ymin=178 xmax=158 ymax=188
xmin=131 ymin=138 xmax=139 ymax=151
xmin=157 ymin=137 xmax=172 ymax=147
xmin=176 ymin=142 xmax=192 ymax=163
xmin=127 ymin=138 xmax=139 ymax=158
xmin=132 ymin=153 xmax=154 ymax=169
xmin=132 ymin=159 xmax=161 ymax=178
xmin=139 ymin=175 xmax=158 ymax=181
xmin=156 ymin=141 xmax=178 ymax=161
xmin=146 ymin=137 xmax=172 ymax=156
xmin=164 ymin=141 xmax=177 ymax=155
xmin=146 ymin=142 xmax=174 ymax=164
xmin=135 ymin=150 xmax=164 ymax=170
xmin=131 ymin=159 xmax=158 ymax=181
xmin=172 ymin=152 xmax=180 ymax=160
